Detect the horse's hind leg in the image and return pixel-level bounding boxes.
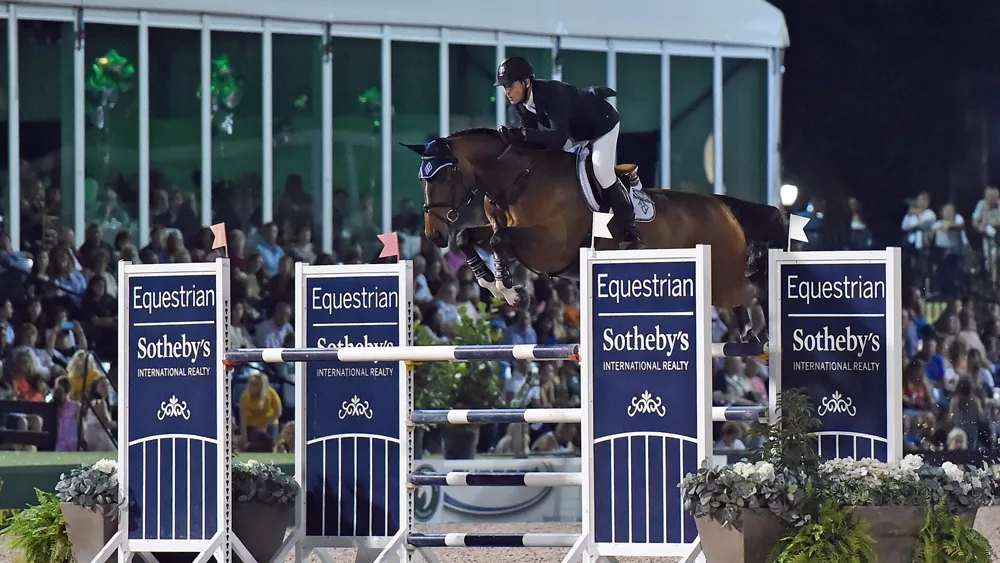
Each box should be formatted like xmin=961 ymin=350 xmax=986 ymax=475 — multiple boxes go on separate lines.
xmin=455 ymin=225 xmax=507 ymax=302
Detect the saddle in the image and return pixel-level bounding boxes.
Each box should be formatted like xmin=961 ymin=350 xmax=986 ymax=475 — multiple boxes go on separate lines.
xmin=573 ymin=145 xmax=656 ymax=223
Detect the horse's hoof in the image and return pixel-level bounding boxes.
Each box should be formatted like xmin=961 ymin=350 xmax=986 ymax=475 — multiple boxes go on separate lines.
xmin=511 ymin=286 xmax=531 ymax=311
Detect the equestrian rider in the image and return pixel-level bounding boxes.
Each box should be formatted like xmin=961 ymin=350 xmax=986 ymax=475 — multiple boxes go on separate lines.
xmin=494 ymin=56 xmax=645 ymax=250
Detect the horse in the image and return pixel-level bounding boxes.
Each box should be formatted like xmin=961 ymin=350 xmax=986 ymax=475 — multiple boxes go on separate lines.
xmin=401 ymin=127 xmax=788 ymax=341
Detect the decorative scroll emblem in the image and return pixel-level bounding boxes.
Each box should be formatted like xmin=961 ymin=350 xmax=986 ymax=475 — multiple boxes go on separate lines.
xmin=817 ymin=390 xmax=857 ymax=417
xmin=157 ymin=395 xmax=191 ymax=421
xmin=627 ymin=390 xmax=666 ymax=418
xmin=338 ymin=395 xmax=374 ymax=420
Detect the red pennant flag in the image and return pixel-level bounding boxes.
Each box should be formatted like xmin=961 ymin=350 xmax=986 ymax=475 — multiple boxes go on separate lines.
xmin=377 ymin=232 xmax=399 ymax=259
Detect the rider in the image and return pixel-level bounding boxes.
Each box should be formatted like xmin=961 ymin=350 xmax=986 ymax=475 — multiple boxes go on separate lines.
xmin=494 ymin=56 xmax=644 ymax=250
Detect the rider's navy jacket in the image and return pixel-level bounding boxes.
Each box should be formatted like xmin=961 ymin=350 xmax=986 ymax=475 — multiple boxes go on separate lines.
xmin=514 ymin=79 xmax=620 ymax=150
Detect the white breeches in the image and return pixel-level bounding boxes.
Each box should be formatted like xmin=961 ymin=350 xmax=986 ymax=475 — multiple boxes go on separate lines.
xmin=590 ymin=122 xmax=621 ymax=190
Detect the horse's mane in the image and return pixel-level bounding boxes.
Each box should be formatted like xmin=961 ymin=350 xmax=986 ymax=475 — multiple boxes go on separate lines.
xmin=448 ymin=127 xmax=503 ymax=140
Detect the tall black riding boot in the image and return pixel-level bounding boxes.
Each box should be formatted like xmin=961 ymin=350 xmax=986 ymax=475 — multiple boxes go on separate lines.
xmin=603 ymin=179 xmax=645 ymax=250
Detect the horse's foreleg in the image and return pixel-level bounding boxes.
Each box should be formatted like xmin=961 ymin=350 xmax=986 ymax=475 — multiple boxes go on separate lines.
xmin=490 ymin=227 xmax=530 ymax=310
xmin=455 ymin=225 xmax=506 ymax=302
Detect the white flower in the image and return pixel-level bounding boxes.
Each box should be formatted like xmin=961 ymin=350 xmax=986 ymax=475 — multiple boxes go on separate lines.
xmin=942 ymin=462 xmax=965 ymax=482
xmin=756 ymin=462 xmax=776 ymax=480
xmin=93 ymin=459 xmax=117 ymax=474
xmin=732 ymin=462 xmax=756 ymax=479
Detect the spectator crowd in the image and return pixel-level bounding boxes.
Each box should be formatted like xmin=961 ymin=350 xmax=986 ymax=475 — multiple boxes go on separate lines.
xmin=8 ymin=175 xmax=1000 ymax=460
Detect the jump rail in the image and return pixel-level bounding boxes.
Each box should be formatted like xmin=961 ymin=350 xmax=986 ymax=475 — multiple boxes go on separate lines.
xmin=225 ymin=343 xmax=580 ymax=364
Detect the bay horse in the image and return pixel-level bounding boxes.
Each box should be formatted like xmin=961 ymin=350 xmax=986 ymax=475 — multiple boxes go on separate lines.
xmin=401 ymin=127 xmax=788 ymax=341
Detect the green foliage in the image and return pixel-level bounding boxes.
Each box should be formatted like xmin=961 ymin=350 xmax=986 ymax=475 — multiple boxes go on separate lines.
xmin=0 ymin=489 xmax=73 ymax=563
xmin=680 ymin=459 xmax=809 ymax=527
xmin=749 ymin=387 xmax=821 ymax=475
xmin=231 ymin=459 xmax=300 ymax=509
xmin=913 ymin=502 xmax=995 ymax=563
xmin=412 ymin=301 xmax=503 ymax=410
xmin=769 ymin=497 xmax=877 ymax=563
xmin=54 ymin=458 xmax=120 ymax=518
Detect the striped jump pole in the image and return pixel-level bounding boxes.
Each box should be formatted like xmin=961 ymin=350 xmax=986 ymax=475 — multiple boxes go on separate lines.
xmin=409 ymin=471 xmax=584 ymax=487
xmin=407 ymin=533 xmax=580 ymax=548
xmin=225 ymin=343 xmax=579 ymax=364
xmin=712 ymin=405 xmax=769 ymax=422
xmin=711 ymin=341 xmax=768 ymax=358
xmin=410 ymin=408 xmax=582 ymax=425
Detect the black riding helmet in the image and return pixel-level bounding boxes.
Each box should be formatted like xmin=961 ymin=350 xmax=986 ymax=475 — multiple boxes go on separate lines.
xmin=494 ymin=56 xmax=534 ymax=87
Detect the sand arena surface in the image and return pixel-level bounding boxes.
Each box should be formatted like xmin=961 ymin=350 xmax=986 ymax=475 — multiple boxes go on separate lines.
xmin=5 ymin=512 xmax=1000 ymax=562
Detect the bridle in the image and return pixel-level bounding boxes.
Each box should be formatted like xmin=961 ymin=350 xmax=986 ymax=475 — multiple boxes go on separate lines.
xmin=421 ymin=164 xmax=477 ymax=225
xmin=420 ymin=129 xmax=534 ymax=225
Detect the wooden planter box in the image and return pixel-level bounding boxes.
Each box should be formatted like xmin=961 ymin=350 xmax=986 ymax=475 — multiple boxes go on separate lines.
xmin=60 ymin=502 xmax=116 ymax=563
xmin=850 ymin=506 xmax=978 ymax=563
xmin=231 ymin=501 xmax=294 ymax=563
xmin=694 ymin=510 xmax=789 ymax=563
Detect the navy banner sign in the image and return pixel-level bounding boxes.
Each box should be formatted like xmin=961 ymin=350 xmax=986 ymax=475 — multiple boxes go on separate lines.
xmin=581 ymin=247 xmax=711 ymax=558
xmin=116 ymin=261 xmax=231 ymax=556
xmin=293 ymin=263 xmax=411 ymax=553
xmin=769 ymin=249 xmax=902 ymax=462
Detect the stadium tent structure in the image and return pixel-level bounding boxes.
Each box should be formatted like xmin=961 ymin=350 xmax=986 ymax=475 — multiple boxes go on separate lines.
xmin=2 ymin=0 xmax=788 ymax=252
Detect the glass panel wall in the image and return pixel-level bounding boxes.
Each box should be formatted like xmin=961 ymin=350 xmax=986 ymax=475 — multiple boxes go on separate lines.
xmin=503 ymin=46 xmax=550 ymax=126
xmin=559 ymin=50 xmax=605 ymax=90
xmin=148 ymin=27 xmax=202 ymax=258
xmin=616 ymin=53 xmax=661 ymax=187
xmin=391 ymin=40 xmax=438 ymax=240
xmin=669 ymin=55 xmax=713 ymax=194
xmin=272 ymin=33 xmax=322 ymax=260
xmin=84 ymin=23 xmax=139 ymax=249
xmin=211 ymin=31 xmax=262 ymax=259
xmin=722 ymin=57 xmax=767 ymax=203
xmin=0 ymin=20 xmax=8 ymax=229
xmin=332 ymin=37 xmax=381 ymax=262
xmin=18 ymin=20 xmax=75 ymax=253
xmin=449 ymin=44 xmax=494 ymax=130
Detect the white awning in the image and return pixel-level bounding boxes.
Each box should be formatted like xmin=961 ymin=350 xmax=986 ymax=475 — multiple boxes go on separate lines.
xmin=10 ymin=0 xmax=789 ymax=48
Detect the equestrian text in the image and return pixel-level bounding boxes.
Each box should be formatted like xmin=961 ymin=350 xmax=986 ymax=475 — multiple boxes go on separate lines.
xmin=785 ymin=274 xmax=886 ymax=305
xmin=311 ymin=286 xmax=398 ymax=313
xmin=131 ymin=284 xmax=216 ymax=315
xmin=595 ymin=272 xmax=694 ymax=304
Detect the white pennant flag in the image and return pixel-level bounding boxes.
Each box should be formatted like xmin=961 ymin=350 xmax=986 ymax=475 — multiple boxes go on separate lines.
xmin=787 ymin=214 xmax=810 ymax=250
xmin=592 ymin=211 xmax=614 ymax=240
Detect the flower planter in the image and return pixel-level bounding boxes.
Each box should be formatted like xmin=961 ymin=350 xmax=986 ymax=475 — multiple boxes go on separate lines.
xmin=694 ymin=510 xmax=788 ymax=563
xmin=849 ymin=506 xmax=924 ymax=563
xmin=60 ymin=502 xmax=116 ymax=563
xmin=232 ymin=501 xmax=294 ymax=563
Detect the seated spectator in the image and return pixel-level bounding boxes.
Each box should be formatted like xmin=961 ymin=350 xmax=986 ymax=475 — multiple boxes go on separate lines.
xmin=504 ymin=311 xmax=537 ymax=346
xmin=714 ymin=422 xmax=747 ymax=450
xmin=968 ymin=348 xmax=996 ymax=395
xmin=253 ymin=302 xmax=293 ymax=349
xmin=413 ymin=256 xmax=433 ymax=304
xmin=433 ymin=279 xmax=462 ymax=330
xmin=262 ymin=256 xmax=295 ymax=309
xmin=79 ymin=223 xmax=115 ymax=268
xmin=903 ymin=357 xmax=934 ymax=414
xmin=958 ymin=309 xmax=987 ymax=358
xmin=0 ymin=298 xmax=14 ymax=349
xmin=238 ymin=372 xmax=282 ymax=452
xmin=10 ymin=349 xmax=48 ymax=402
xmin=948 ymin=377 xmax=983 ymax=450
xmin=274 ymin=421 xmax=295 ymax=454
xmin=49 ymin=246 xmax=87 ymax=305
xmin=286 ymin=225 xmax=317 ymax=265
xmin=79 ymin=275 xmax=117 ymax=360
xmin=50 ymin=375 xmax=80 ymax=452
xmin=83 ymin=249 xmax=118 ymax=298
xmin=66 ymin=350 xmax=105 ymax=402
xmin=45 ymin=307 xmax=86 ymax=363
xmin=229 ymin=301 xmax=254 ymax=351
xmin=8 ymin=323 xmax=55 ymax=382
xmin=255 ymin=222 xmax=286 ymax=277
xmin=82 ymin=376 xmax=116 ymax=452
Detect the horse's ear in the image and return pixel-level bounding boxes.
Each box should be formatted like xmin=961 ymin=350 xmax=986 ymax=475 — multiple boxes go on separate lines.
xmin=399 ymin=142 xmax=426 ymax=156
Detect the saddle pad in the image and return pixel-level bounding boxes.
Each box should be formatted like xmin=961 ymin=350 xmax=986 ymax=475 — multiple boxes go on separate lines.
xmin=574 ymin=145 xmax=655 ymax=223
